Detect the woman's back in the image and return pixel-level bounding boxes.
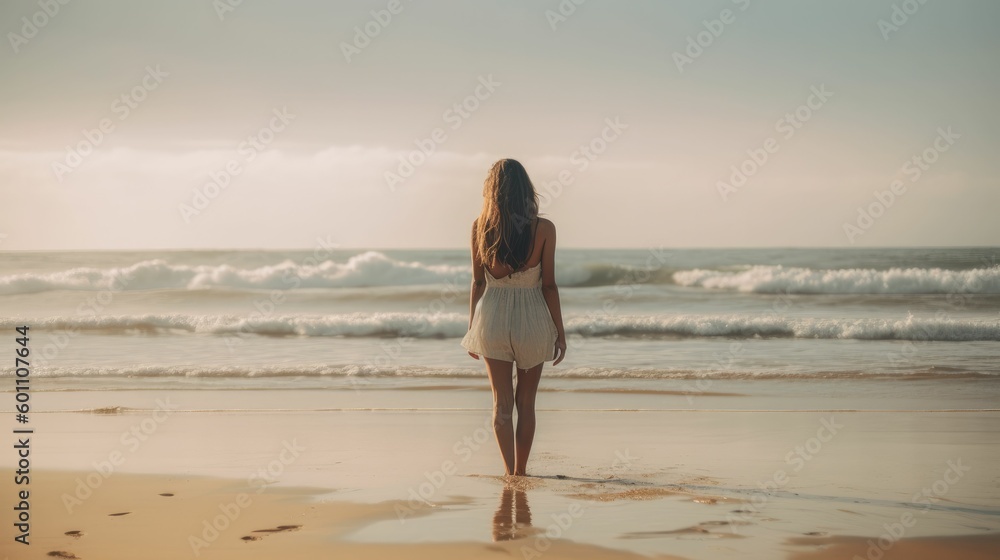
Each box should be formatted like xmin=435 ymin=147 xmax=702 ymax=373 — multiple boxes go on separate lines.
xmin=482 ymin=217 xmax=544 ymax=280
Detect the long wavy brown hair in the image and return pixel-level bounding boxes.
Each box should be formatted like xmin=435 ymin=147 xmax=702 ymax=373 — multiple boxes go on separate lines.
xmin=475 ymin=159 xmax=540 ymax=271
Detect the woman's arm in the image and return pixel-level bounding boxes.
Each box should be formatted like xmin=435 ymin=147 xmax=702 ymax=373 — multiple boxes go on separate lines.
xmin=539 ymin=219 xmax=567 ymax=365
xmin=468 ymin=219 xmax=487 ymax=333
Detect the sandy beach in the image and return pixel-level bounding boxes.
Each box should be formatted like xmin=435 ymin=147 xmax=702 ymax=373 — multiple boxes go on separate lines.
xmin=4 ymin=0 xmax=1000 ymax=555
xmin=3 ymin=382 xmax=999 ymax=559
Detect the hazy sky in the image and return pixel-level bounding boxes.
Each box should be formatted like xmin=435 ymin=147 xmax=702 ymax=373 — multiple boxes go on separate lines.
xmin=1 ymin=0 xmax=998 ymax=250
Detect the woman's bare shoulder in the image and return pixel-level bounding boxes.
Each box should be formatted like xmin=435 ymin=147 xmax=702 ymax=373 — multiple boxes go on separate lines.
xmin=534 ymin=218 xmax=555 ymax=250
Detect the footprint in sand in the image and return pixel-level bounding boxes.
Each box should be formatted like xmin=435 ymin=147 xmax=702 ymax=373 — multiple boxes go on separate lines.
xmin=47 ymin=552 xmax=79 ymax=559
xmin=108 ymin=512 xmax=131 ymax=516
xmin=64 ymin=531 xmax=84 ymax=538
xmin=242 ymin=525 xmax=301 ymax=542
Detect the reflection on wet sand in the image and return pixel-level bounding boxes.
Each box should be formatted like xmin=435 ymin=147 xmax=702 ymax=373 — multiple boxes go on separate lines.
xmin=492 ymin=486 xmax=534 ymax=541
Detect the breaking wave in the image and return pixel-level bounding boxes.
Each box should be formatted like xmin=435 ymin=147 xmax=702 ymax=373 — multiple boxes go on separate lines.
xmin=5 ymin=312 xmax=998 ymax=341
xmin=673 ymin=265 xmax=1000 ymax=294
xmin=3 ymin=252 xmax=997 ymax=296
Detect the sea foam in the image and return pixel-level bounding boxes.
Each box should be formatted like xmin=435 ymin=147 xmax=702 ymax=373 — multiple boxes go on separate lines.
xmin=2 ymin=253 xmax=998 ymax=295
xmin=673 ymin=265 xmax=1000 ymax=294
xmin=0 ymin=251 xmax=466 ymax=295
xmin=4 ymin=312 xmax=997 ymax=341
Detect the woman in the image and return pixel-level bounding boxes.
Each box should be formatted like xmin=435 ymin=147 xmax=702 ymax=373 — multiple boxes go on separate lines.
xmin=461 ymin=158 xmax=567 ymax=477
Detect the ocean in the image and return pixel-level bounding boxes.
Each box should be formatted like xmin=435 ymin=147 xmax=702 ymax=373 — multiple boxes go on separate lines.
xmin=2 ymin=247 xmax=999 ymax=395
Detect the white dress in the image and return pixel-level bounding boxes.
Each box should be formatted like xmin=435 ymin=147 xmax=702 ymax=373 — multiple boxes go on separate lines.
xmin=461 ymin=262 xmax=558 ymax=370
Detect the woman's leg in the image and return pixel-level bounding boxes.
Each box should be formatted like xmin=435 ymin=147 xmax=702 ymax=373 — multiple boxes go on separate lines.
xmin=513 ymin=363 xmax=543 ymax=476
xmin=484 ymin=357 xmax=515 ymax=475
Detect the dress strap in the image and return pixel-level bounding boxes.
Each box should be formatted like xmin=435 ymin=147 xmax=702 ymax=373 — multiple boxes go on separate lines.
xmin=527 ymin=217 xmax=539 ymax=257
